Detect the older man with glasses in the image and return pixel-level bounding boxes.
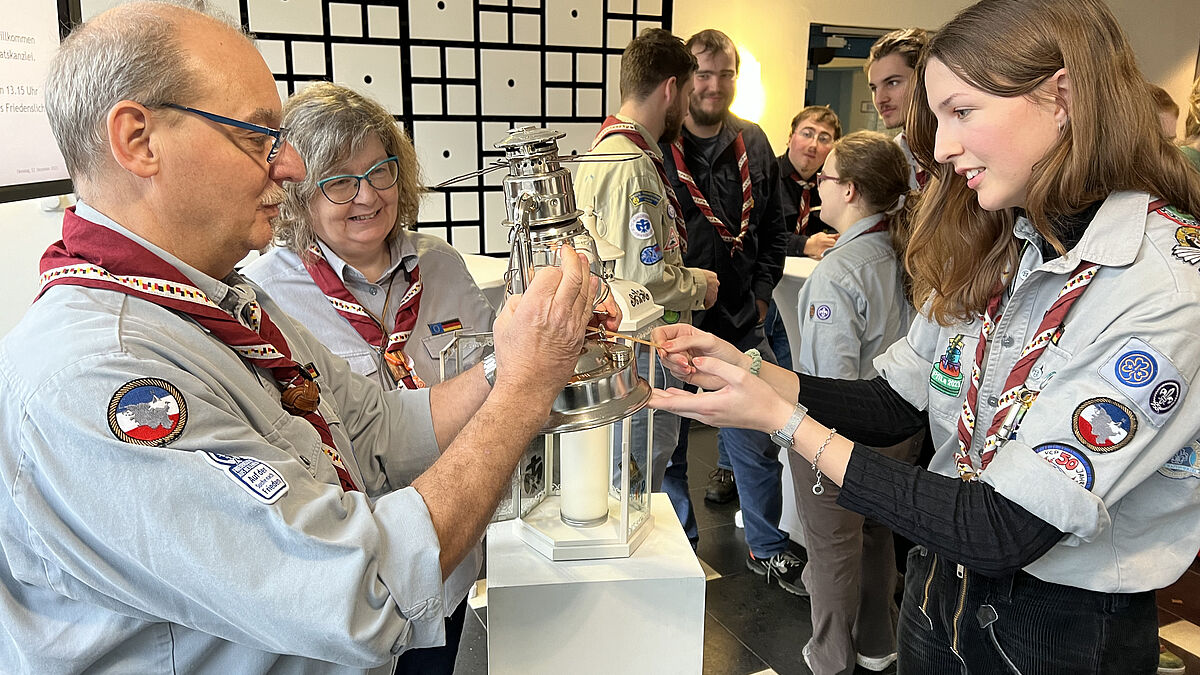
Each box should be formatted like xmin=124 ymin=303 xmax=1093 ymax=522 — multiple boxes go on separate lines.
xmin=0 ymin=3 xmax=612 ymax=673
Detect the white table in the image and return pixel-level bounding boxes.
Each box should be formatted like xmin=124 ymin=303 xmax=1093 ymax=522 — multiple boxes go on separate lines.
xmin=486 ymin=493 xmax=705 ymax=674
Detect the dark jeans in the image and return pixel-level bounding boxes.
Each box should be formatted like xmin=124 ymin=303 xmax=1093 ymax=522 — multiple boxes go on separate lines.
xmin=392 ymin=597 xmax=469 ymax=675
xmin=664 ymin=404 xmax=700 ymax=548
xmin=762 ymin=298 xmax=793 ymax=372
xmin=898 ymin=547 xmax=1157 ymax=675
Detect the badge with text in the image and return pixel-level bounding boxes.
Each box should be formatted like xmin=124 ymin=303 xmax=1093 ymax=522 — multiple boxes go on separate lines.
xmin=930 ymin=334 xmax=967 ymax=397
xmin=203 ymin=452 xmax=289 ymax=504
xmin=1072 ymin=397 xmax=1136 ymax=453
xmin=629 ymin=212 xmax=653 ymax=240
xmin=1034 ymin=443 xmax=1095 ymax=491
xmin=1159 ymin=441 xmax=1200 ymax=480
xmin=1098 ymin=337 xmax=1187 ymax=427
xmin=108 ymin=378 xmax=188 ymax=446
xmin=640 ymin=244 xmax=663 ymax=265
xmin=629 ymin=190 xmax=662 ymax=208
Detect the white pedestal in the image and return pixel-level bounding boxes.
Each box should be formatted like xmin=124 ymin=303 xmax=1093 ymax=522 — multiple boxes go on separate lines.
xmin=486 ymin=493 xmax=705 ymax=674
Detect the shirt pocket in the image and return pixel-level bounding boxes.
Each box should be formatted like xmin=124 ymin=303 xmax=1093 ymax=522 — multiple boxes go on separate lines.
xmin=1024 ymin=341 xmax=1072 ymax=392
xmin=422 ymin=327 xmax=483 ymax=371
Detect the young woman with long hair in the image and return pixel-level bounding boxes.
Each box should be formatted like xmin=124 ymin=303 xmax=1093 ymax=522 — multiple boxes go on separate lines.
xmin=650 ymin=0 xmax=1200 ymax=671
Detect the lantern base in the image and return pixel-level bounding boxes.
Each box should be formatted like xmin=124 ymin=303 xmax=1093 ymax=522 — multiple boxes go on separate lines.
xmin=518 ymin=495 xmax=654 ymax=561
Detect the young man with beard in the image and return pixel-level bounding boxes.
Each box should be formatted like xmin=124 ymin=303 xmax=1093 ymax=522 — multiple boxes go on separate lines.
xmin=866 ymin=28 xmax=929 ymax=189
xmin=659 ymin=29 xmax=796 ymax=594
xmin=573 ymin=28 xmax=718 ymax=493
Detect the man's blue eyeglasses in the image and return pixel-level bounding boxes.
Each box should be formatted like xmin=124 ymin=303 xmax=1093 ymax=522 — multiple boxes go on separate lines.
xmin=162 ymin=103 xmax=290 ymax=162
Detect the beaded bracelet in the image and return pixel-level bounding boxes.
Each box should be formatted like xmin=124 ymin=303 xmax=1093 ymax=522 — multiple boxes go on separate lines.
xmin=811 ymin=427 xmax=837 ymax=496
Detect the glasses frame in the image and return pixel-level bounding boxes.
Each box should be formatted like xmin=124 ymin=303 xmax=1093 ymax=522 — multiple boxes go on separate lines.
xmin=317 ymin=156 xmax=402 ymax=204
xmin=162 ymin=103 xmax=290 ymax=163
xmin=795 ymin=126 xmax=834 ymax=146
xmin=815 ymin=172 xmax=844 ymax=186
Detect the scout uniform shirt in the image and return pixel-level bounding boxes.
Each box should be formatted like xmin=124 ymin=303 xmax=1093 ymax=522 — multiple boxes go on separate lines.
xmin=572 ymin=114 xmax=708 ymax=324
xmin=794 ymin=213 xmax=914 ymax=379
xmin=874 ymin=191 xmax=1200 ymax=592
xmin=0 ymin=203 xmax=449 ymax=673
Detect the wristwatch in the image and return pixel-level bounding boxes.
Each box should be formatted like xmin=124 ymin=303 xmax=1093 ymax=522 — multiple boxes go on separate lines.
xmin=482 ymin=352 xmax=497 ymax=387
xmin=770 ymin=402 xmax=809 ymax=449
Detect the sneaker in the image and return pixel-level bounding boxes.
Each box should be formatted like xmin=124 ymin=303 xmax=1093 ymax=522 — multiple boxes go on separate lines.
xmin=1159 ymin=642 xmax=1186 ymax=675
xmin=746 ymin=550 xmax=808 ymax=596
xmin=857 ymin=651 xmax=899 ymax=671
xmin=704 ymin=467 xmax=738 ymax=503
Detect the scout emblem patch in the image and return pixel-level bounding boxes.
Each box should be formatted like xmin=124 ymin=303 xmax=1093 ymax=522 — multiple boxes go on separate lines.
xmin=1072 ymin=397 xmax=1136 ymax=453
xmin=1034 ymin=443 xmax=1094 ymax=490
xmin=428 ymin=318 xmax=463 ymax=335
xmin=1099 ymin=337 xmax=1187 ymax=427
xmin=640 ymin=244 xmax=663 ymax=265
xmin=108 ymin=378 xmax=187 ymax=446
xmin=203 ymin=452 xmax=289 ymax=504
xmin=629 ymin=190 xmax=662 ymax=207
xmin=930 ymin=335 xmax=966 ymax=397
xmin=1159 ymin=205 xmax=1200 ymax=270
xmin=1159 ymin=441 xmax=1200 ymax=480
xmin=810 ymin=303 xmax=833 ymax=323
xmin=629 ymin=212 xmax=653 ymax=239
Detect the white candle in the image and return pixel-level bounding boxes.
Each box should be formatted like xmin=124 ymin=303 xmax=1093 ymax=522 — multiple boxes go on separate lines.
xmin=558 ymin=426 xmax=612 ymax=526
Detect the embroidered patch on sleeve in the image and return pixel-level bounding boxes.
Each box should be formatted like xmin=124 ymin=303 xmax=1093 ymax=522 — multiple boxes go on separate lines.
xmin=1034 ymin=443 xmax=1094 ymax=490
xmin=428 ymin=318 xmax=463 ymax=335
xmin=1158 ymin=205 xmax=1200 ymax=270
xmin=203 ymin=452 xmax=289 ymax=504
xmin=108 ymin=378 xmax=188 ymax=446
xmin=629 ymin=190 xmax=662 ymax=208
xmin=809 ymin=303 xmax=834 ymax=324
xmin=1159 ymin=441 xmax=1200 ymax=480
xmin=1098 ymin=337 xmax=1187 ymax=427
xmin=640 ymin=244 xmax=663 ymax=265
xmin=628 ymin=212 xmax=654 ymax=240
xmin=1071 ymin=397 xmax=1137 ymax=453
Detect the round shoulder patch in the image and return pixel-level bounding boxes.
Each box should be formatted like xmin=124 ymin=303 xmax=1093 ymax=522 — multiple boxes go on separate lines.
xmin=1034 ymin=443 xmax=1094 ymax=490
xmin=108 ymin=378 xmax=188 ymax=446
xmin=1071 ymin=397 xmax=1136 ymax=453
xmin=1114 ymin=350 xmax=1157 ymax=387
xmin=629 ymin=211 xmax=654 ymax=240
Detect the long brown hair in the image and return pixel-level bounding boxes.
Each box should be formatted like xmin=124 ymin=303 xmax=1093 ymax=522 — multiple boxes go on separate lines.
xmin=905 ymin=0 xmax=1200 ymax=325
xmin=830 ymin=131 xmax=917 ymax=300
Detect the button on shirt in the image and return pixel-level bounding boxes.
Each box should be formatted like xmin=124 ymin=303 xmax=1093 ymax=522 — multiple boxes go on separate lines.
xmin=873 ymin=191 xmax=1200 ymax=592
xmin=0 ymin=203 xmax=449 ymax=672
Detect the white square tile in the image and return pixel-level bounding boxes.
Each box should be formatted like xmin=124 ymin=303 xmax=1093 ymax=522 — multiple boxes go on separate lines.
xmin=328 ymin=3 xmax=362 ymax=38
xmin=410 ymin=46 xmax=442 ymax=78
xmin=606 ymin=19 xmax=633 ymax=49
xmin=332 ymin=43 xmax=405 ymax=114
xmin=445 ymin=48 xmax=476 ymax=78
xmin=257 ymin=40 xmax=287 ymax=74
xmin=275 ymin=80 xmax=290 ymax=102
xmin=512 ymin=13 xmax=540 ymax=45
xmin=421 ymin=226 xmax=450 ymax=242
xmin=545 ymin=52 xmax=572 ymax=82
xmin=446 ymin=85 xmax=476 ymax=115
xmin=608 ymin=0 xmax=633 ymax=12
xmin=484 ymin=191 xmax=510 ymax=253
xmin=480 ymin=50 xmax=542 ymax=116
xmin=637 ymin=20 xmax=661 ymax=34
xmin=512 ymin=0 xmax=540 ymax=7
xmin=452 ymin=191 xmax=481 ymax=221
xmin=291 ymin=41 xmax=326 ymax=76
xmin=246 ymin=0 xmax=323 ymax=34
xmin=639 ymin=0 xmax=663 ymax=13
xmin=606 ymin=54 xmax=622 ymax=112
xmin=367 ymin=5 xmax=400 ymax=39
xmin=577 ymin=53 xmax=602 ymax=82
xmin=408 ymin=0 xmax=475 ymax=41
xmin=556 ymin=122 xmax=602 ymax=158
xmin=451 ymin=227 xmax=480 ymax=255
xmin=412 ymin=84 xmax=444 ymax=115
xmin=545 ymin=0 xmax=600 ymax=48
xmin=546 ymin=88 xmax=571 ymax=117
xmin=479 ymin=11 xmax=508 ymax=43
xmin=418 ymin=191 xmax=447 ymax=222
xmin=413 ymin=121 xmax=481 ymax=187
xmin=576 ymin=88 xmax=602 ymax=118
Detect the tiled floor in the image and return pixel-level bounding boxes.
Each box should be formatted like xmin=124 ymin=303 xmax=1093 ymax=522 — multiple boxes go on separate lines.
xmin=454 ymin=423 xmax=1198 ymax=674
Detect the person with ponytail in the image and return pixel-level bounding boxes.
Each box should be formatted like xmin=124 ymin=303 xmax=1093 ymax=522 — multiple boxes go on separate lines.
xmin=789 ymin=130 xmax=920 ymax=674
xmin=649 ymin=0 xmax=1200 ymax=671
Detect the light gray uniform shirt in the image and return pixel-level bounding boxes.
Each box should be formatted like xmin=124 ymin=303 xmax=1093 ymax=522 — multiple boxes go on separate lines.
xmin=0 ymin=203 xmax=450 ymax=673
xmin=874 ymin=191 xmax=1200 ymax=592
xmin=794 ymin=213 xmax=913 ymax=379
xmin=243 ymin=231 xmax=493 ymax=618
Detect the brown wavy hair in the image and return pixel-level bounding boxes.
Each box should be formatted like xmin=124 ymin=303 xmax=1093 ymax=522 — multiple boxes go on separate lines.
xmin=905 ymin=0 xmax=1200 ymax=325
xmin=271 ymin=82 xmax=423 ymax=257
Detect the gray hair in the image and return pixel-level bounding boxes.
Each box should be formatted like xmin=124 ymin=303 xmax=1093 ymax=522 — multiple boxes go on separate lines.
xmin=272 ymin=82 xmax=424 ymax=256
xmin=44 ymin=1 xmax=245 ymax=190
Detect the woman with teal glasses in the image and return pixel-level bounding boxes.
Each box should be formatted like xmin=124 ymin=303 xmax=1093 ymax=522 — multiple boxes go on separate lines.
xmin=242 ymin=81 xmax=492 ymax=673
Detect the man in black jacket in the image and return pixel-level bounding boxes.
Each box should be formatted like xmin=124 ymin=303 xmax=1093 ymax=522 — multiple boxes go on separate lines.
xmin=660 ymin=29 xmax=800 ymax=595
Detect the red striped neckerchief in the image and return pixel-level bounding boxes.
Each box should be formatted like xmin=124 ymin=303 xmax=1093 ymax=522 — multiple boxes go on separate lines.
xmin=302 ymin=245 xmax=426 ymax=390
xmin=591 ymin=116 xmax=688 ymax=254
xmin=952 ymin=199 xmax=1166 ymax=479
xmin=37 ymin=208 xmax=361 ymax=493
xmin=790 ymin=168 xmax=816 ymax=235
xmin=670 ymin=131 xmax=751 ymax=253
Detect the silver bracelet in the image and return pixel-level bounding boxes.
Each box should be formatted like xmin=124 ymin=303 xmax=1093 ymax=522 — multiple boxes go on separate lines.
xmin=811 ymin=427 xmax=837 ymax=496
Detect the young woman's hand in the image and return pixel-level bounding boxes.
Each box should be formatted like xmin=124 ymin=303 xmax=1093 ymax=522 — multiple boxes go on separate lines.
xmin=650 ymin=323 xmax=748 ymax=391
xmin=648 ymin=355 xmax=795 ymax=434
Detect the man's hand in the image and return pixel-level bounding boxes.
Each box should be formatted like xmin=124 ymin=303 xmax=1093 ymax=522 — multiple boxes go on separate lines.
xmin=492 ymin=245 xmax=594 ymax=401
xmin=701 ymin=269 xmax=720 ymax=309
xmin=651 ymin=323 xmax=745 ymax=391
xmin=803 ymin=232 xmax=839 ymax=259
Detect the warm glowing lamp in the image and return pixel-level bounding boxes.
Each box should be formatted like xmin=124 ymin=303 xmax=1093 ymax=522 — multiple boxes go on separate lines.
xmin=730 ymin=45 xmax=765 ymax=124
